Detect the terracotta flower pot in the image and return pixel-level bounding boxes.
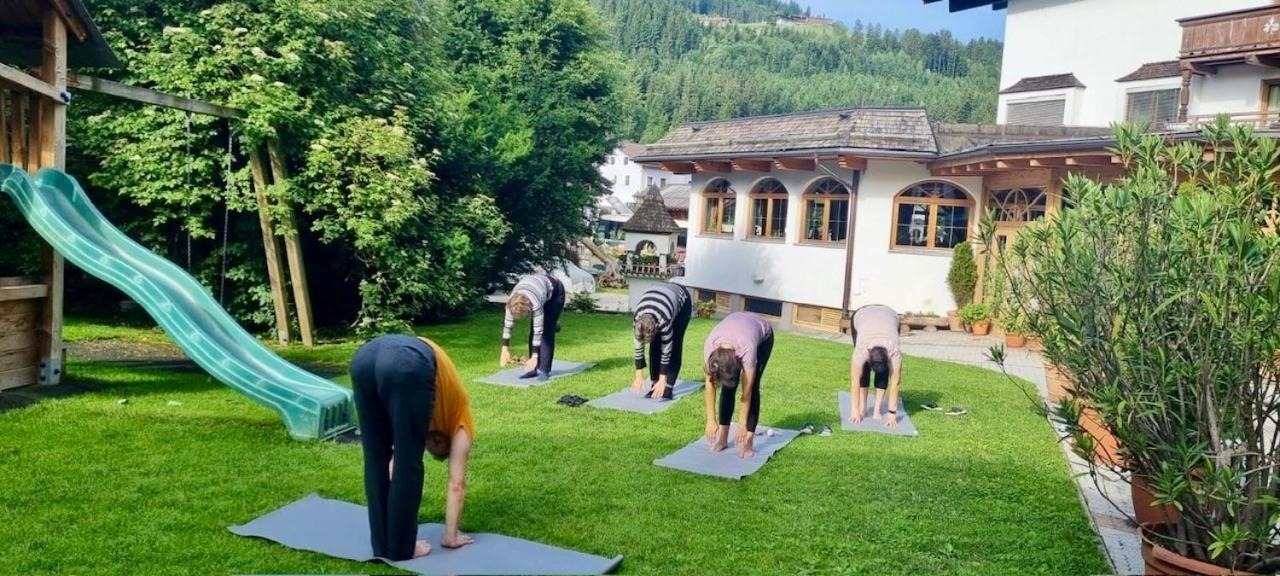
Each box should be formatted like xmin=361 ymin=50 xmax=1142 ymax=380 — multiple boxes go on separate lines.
xmin=947 ymin=311 xmax=963 ymax=331
xmin=1140 ymin=523 xmax=1256 ymax=575
xmin=971 ymin=319 xmax=991 ymax=336
xmin=1130 ymin=476 xmax=1180 ymax=527
xmin=1080 ymin=407 xmax=1122 ymax=467
xmin=1004 ymin=332 xmax=1027 ymax=348
xmin=1026 ymin=335 xmax=1044 ymax=352
xmin=1044 ymin=363 xmax=1074 ymax=404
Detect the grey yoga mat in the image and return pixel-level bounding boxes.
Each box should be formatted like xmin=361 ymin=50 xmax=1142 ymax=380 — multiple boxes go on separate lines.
xmin=838 ymin=391 xmax=919 ymax=437
xmin=229 ymin=494 xmax=623 ymax=575
xmin=653 ymin=424 xmax=801 ymax=480
xmin=476 ymin=360 xmax=595 ymax=388
xmin=587 ymin=379 xmax=702 ymax=414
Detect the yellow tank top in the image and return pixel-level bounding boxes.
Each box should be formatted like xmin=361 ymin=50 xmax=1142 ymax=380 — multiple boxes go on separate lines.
xmin=419 ymin=338 xmax=475 ymax=440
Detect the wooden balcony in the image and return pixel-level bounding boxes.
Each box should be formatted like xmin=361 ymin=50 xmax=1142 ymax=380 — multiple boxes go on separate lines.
xmin=1180 ymin=5 xmax=1280 ymax=69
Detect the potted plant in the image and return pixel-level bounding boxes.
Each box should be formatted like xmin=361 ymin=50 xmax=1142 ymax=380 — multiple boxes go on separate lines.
xmin=946 ymin=241 xmax=978 ymax=331
xmin=990 ymin=120 xmax=1280 ymax=574
xmin=957 ymin=303 xmax=991 ymax=336
xmin=1001 ymin=310 xmax=1027 ymax=348
xmin=695 ymin=300 xmax=716 ymax=319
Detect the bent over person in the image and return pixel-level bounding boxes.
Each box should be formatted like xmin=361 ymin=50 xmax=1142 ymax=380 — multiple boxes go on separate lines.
xmin=703 ymin=312 xmax=775 ymax=459
xmin=499 ymin=274 xmax=566 ymax=380
xmin=849 ymin=304 xmax=904 ymax=428
xmin=351 ymin=335 xmax=476 ymax=560
xmin=631 ymin=282 xmax=693 ymax=400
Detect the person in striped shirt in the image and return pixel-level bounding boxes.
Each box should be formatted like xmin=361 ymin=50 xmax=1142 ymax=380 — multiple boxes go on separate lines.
xmin=630 ymin=283 xmax=693 ymax=400
xmin=499 ymin=274 xmax=565 ymax=380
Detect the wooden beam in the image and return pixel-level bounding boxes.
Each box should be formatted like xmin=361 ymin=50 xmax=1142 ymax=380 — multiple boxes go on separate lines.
xmin=659 ymin=161 xmax=695 ymax=175
xmin=839 ymin=155 xmax=867 ymax=171
xmin=8 ymin=91 xmax=23 ymax=169
xmin=248 ymin=148 xmax=293 ymax=345
xmin=0 ymin=366 xmax=38 ymax=391
xmin=266 ymin=139 xmax=315 ymax=347
xmin=37 ymin=9 xmax=67 ymax=386
xmin=1065 ymin=155 xmax=1118 ymax=166
xmin=731 ymin=159 xmax=772 ymax=172
xmin=67 ymin=75 xmax=246 ymax=119
xmin=995 ymin=159 xmax=1031 ymax=169
xmin=47 ymin=0 xmax=89 ymax=42
xmin=774 ymin=157 xmax=815 ymax=171
xmin=0 ymin=62 xmax=63 ymax=102
xmin=692 ymin=160 xmax=731 ymax=173
xmin=1029 ymin=157 xmax=1067 ymax=167
xmin=0 ymin=284 xmax=48 ymax=302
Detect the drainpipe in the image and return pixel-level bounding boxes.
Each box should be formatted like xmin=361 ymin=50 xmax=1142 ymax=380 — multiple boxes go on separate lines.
xmin=814 ymin=155 xmax=862 ymax=322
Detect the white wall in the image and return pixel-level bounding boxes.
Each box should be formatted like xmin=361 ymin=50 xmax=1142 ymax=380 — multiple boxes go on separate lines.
xmin=849 ymin=160 xmax=983 ymax=315
xmin=681 ymin=159 xmax=982 ymax=316
xmin=1193 ymin=64 xmax=1280 ymax=116
xmin=1001 ymin=0 xmax=1268 ymax=126
xmin=598 ymin=148 xmax=690 ymax=205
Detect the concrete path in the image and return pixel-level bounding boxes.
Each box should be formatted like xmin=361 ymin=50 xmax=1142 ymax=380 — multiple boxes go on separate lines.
xmin=806 ymin=328 xmax=1143 ymax=576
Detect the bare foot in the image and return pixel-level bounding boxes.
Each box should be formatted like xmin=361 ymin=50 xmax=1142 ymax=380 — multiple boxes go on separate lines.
xmin=413 ymin=539 xmax=432 ymax=558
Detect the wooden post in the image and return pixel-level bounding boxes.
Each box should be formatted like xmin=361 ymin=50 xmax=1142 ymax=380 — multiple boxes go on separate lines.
xmin=8 ymin=91 xmax=23 ymax=168
xmin=36 ymin=10 xmax=67 ymax=385
xmin=1179 ymin=68 xmax=1193 ymax=122
xmin=266 ymin=139 xmax=314 ymax=347
xmin=249 ymin=148 xmax=292 ymax=345
xmin=0 ymin=91 xmax=8 ymax=163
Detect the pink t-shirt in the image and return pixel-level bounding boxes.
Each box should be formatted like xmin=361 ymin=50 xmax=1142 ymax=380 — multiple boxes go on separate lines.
xmin=851 ymin=305 xmax=902 ymax=372
xmin=704 ymin=312 xmax=773 ymax=372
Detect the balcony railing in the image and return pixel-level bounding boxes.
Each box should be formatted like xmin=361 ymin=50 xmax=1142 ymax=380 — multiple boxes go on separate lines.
xmin=1182 ymin=111 xmax=1280 ymax=131
xmin=622 ymin=254 xmax=682 ymax=279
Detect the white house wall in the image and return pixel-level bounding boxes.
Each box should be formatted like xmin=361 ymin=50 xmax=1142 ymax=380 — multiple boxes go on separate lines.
xmin=682 ymin=159 xmax=982 ymax=320
xmin=1002 ymin=0 xmax=1268 ymax=127
xmin=1193 ymin=64 xmax=1280 ymax=117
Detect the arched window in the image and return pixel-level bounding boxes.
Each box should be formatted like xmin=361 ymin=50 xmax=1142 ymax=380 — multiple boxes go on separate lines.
xmin=988 ymin=186 xmax=1048 ymax=223
xmin=802 ymin=178 xmax=851 ymax=243
xmin=748 ymin=179 xmax=788 ymax=239
xmin=701 ymin=179 xmax=736 ymax=235
xmin=892 ymin=181 xmax=974 ymax=250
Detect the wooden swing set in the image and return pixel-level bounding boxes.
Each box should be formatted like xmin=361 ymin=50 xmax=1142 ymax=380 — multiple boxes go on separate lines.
xmin=0 ymin=0 xmax=314 ymax=392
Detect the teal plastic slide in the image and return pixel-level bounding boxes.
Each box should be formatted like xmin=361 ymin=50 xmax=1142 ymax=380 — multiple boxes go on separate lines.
xmin=1 ymin=165 xmax=354 ymax=440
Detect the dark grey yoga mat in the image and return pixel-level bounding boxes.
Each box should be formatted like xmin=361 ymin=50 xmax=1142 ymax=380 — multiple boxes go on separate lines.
xmin=586 ymin=379 xmax=702 ymax=414
xmin=476 ymin=360 xmax=595 ymax=388
xmin=838 ymin=392 xmax=918 ymax=437
xmin=653 ymin=425 xmax=801 ymax=480
xmin=229 ymin=494 xmax=623 ymax=575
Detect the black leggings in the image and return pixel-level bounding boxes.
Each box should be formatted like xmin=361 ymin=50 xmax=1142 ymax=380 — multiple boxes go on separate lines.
xmin=648 ymin=295 xmax=692 ymax=382
xmin=859 ymin=363 xmax=890 ymax=390
xmin=350 ymin=335 xmax=437 ymax=561
xmin=718 ymin=334 xmax=773 ymax=432
xmin=528 ymin=278 xmax=566 ymax=374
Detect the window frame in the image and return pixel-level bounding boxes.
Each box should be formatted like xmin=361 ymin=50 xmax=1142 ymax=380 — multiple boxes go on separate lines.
xmin=747 ymin=178 xmax=789 ymax=240
xmin=700 ymin=179 xmax=737 ymax=236
xmin=800 ymin=177 xmax=852 ymax=245
xmin=742 ymin=296 xmax=783 ymax=318
xmin=890 ymin=180 xmax=975 ymax=252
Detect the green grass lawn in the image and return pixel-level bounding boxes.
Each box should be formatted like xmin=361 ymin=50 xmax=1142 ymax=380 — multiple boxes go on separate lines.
xmin=0 ymin=310 xmax=1108 ymax=575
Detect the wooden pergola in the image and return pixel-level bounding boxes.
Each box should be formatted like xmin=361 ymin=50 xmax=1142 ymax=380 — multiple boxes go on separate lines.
xmin=0 ymin=0 xmax=313 ymax=392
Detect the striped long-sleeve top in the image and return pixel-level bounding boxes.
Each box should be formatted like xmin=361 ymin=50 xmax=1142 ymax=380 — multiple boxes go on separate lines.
xmin=502 ymin=275 xmax=555 ymax=348
xmin=634 ymin=283 xmax=691 ymax=371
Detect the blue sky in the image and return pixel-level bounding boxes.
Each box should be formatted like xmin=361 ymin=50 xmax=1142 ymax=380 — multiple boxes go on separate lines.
xmin=800 ymin=1 xmax=1006 ymax=41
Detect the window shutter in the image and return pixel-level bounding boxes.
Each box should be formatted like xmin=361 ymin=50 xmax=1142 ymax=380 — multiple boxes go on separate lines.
xmin=1007 ymin=100 xmax=1066 ymax=126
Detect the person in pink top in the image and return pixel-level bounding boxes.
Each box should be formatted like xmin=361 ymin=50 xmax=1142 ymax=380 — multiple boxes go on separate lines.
xmin=703 ymin=312 xmax=775 ymax=459
xmin=849 ymin=304 xmax=904 ymax=427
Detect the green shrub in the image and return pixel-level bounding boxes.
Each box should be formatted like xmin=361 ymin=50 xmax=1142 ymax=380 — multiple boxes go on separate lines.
xmin=946 ymin=241 xmax=978 ymax=308
xmin=991 ymin=119 xmax=1280 ymax=572
xmin=695 ymin=300 xmax=716 ymax=319
xmin=566 ymin=291 xmax=598 ymax=313
xmin=957 ymin=303 xmax=990 ymax=324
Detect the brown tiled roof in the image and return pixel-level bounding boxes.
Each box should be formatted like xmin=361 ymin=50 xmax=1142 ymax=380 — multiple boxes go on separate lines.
xmin=933 ymin=123 xmax=1114 ymax=156
xmin=619 ymin=142 xmax=647 ymax=158
xmin=660 ymin=184 xmax=690 ymax=211
xmin=1117 ymin=61 xmax=1182 ymax=82
xmin=624 ymin=186 xmax=681 ymax=234
xmin=999 ymin=73 xmax=1085 ymax=94
xmin=634 ymin=108 xmax=937 ymax=161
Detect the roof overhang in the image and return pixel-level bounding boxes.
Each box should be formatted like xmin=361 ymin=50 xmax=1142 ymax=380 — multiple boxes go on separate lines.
xmin=634 ymin=147 xmax=935 ymax=175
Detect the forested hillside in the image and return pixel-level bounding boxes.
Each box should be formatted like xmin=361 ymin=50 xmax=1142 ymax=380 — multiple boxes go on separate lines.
xmin=592 ymin=0 xmax=1002 ymax=141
